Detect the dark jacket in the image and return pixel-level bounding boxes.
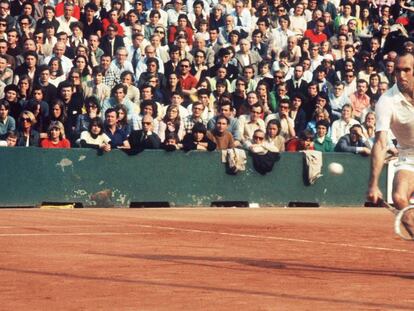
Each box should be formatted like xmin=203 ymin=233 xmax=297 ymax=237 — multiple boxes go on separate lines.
xmin=334 ymin=134 xmax=369 ymax=153
xmin=99 ymin=35 xmax=125 ymax=58
xmin=182 ymin=133 xmax=216 ymax=151
xmin=128 ymin=130 xmax=161 ymax=155
xmin=16 ymin=129 xmax=40 ymax=147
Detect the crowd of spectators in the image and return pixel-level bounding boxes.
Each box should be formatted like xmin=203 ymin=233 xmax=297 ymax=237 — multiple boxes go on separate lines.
xmin=0 ymin=0 xmax=412 ymax=156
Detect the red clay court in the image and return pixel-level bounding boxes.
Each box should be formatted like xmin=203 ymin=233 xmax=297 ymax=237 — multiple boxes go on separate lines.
xmin=0 ymin=208 xmax=413 ymax=310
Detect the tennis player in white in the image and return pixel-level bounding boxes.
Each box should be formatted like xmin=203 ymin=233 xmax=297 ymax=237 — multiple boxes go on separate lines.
xmin=367 ymin=52 xmax=414 ymax=237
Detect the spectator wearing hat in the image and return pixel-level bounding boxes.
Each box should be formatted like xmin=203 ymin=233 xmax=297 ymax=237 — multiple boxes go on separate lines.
xmin=313 ymin=119 xmax=334 ymax=152
xmin=40 ymin=121 xmax=71 ymax=148
xmin=182 ymin=122 xmax=216 ymax=151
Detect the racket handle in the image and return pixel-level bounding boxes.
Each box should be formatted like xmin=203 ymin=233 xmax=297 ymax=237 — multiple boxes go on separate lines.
xmin=378 ymin=199 xmax=399 ymax=215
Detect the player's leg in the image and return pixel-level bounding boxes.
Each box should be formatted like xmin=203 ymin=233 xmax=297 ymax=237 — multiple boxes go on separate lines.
xmin=392 ymin=170 xmax=414 ymax=237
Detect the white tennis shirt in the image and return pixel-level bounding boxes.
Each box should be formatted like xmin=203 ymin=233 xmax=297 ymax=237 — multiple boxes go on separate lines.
xmin=376 ymin=84 xmax=414 ymax=151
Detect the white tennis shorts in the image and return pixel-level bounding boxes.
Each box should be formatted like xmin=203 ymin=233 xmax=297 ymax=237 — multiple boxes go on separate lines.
xmin=395 ymin=150 xmax=414 ymax=173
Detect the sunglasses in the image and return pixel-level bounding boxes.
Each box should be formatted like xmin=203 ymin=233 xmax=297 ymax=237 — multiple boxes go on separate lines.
xmin=181 ymin=64 xmax=189 ymax=68
xmin=21 ymin=117 xmax=31 ymax=122
xmin=253 ymin=136 xmax=264 ymax=140
xmin=142 ymin=121 xmax=152 ymax=125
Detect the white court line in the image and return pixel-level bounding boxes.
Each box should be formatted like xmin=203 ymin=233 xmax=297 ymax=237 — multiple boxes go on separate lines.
xmin=134 ymin=224 xmax=414 ymax=254
xmin=0 ymin=232 xmax=152 ymax=237
xmin=0 ymin=222 xmax=411 ymax=254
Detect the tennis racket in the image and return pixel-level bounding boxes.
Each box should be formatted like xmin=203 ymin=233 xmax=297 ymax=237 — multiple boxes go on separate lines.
xmin=379 ymin=199 xmax=414 ymax=241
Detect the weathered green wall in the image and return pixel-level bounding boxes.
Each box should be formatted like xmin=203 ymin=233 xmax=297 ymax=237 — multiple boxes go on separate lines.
xmin=0 ymin=148 xmax=387 ymax=207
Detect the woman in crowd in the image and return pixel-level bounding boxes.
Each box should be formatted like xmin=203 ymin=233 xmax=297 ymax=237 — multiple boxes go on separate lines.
xmin=158 ymin=105 xmax=185 ymax=143
xmin=75 ymin=96 xmax=101 ymax=138
xmin=40 ymin=121 xmax=71 ymax=148
xmin=79 ymin=117 xmax=111 ymax=152
xmin=330 ymin=104 xmax=360 ymax=144
xmin=16 ymin=110 xmax=40 ymax=147
xmin=256 ymin=81 xmax=276 ymax=115
xmin=162 ymin=73 xmax=182 ymax=103
xmin=313 ymin=119 xmax=334 ymax=152
xmin=306 ymin=107 xmax=331 ymax=135
xmin=367 ymin=73 xmax=381 ymax=103
xmin=116 ymin=104 xmax=132 ymax=137
xmin=17 ymin=75 xmax=32 ymax=105
xmin=48 ymin=57 xmax=66 ymax=87
xmin=73 ymin=55 xmax=92 ymax=83
xmin=264 ymin=119 xmax=285 ymax=152
xmin=68 ymin=68 xmax=85 ymax=97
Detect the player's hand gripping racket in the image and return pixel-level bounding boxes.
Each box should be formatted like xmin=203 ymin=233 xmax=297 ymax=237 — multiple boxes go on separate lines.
xmin=379 ymin=199 xmax=414 ymax=240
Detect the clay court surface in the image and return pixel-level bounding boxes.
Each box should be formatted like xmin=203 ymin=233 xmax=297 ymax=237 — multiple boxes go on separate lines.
xmin=0 ymin=208 xmax=413 ymax=310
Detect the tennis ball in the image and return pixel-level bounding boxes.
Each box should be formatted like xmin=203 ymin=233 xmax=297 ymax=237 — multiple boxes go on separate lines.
xmin=328 ymin=162 xmax=344 ymax=175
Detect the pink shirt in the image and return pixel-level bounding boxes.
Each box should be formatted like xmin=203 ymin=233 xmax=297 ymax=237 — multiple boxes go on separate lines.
xmin=350 ymin=93 xmax=370 ymax=118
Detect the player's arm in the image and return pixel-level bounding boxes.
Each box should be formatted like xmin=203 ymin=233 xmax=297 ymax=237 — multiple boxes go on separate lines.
xmin=367 ymin=130 xmax=388 ymax=203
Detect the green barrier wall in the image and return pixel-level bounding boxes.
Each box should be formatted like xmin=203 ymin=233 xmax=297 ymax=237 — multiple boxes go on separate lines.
xmin=0 ymin=148 xmax=387 ymax=207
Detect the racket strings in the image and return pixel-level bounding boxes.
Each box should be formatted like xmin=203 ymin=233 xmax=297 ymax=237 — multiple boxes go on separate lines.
xmin=394 ymin=206 xmax=414 ymax=241
xmin=400 ymin=208 xmax=414 ymax=238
